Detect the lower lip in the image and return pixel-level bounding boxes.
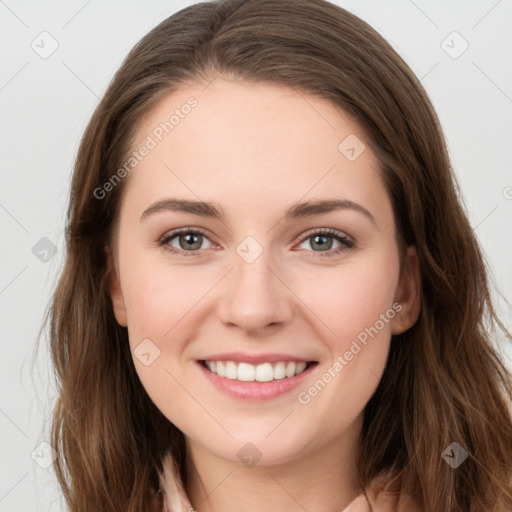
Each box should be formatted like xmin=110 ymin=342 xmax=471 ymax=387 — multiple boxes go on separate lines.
xmin=197 ymin=361 xmax=317 ymax=400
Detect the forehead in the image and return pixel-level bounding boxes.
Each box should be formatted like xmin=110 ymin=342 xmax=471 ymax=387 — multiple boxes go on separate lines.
xmin=120 ymin=78 xmax=392 ymax=225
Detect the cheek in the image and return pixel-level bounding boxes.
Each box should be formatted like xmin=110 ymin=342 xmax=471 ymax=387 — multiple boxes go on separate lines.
xmin=119 ymin=262 xmax=210 ymax=427
xmin=294 ymin=254 xmax=400 ymax=346
xmin=121 ymin=259 xmax=213 ymax=345
xmin=295 ymin=255 xmax=399 ymax=421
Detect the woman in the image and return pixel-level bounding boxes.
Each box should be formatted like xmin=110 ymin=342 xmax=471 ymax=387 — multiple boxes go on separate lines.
xmin=46 ymin=0 xmax=512 ymax=510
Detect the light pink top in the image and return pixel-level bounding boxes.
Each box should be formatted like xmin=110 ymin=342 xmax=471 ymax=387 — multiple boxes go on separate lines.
xmin=151 ymin=454 xmax=418 ymax=511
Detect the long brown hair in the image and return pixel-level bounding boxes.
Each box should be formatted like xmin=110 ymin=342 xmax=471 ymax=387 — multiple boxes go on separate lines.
xmin=43 ymin=0 xmax=512 ymax=510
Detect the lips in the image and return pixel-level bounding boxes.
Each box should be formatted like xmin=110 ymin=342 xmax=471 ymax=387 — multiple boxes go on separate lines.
xmin=195 ymin=351 xmax=318 ymax=400
xmin=197 ymin=358 xmax=318 ymax=400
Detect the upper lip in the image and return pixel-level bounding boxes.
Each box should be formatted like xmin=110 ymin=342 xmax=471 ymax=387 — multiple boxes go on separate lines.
xmin=199 ymin=352 xmax=317 ymax=365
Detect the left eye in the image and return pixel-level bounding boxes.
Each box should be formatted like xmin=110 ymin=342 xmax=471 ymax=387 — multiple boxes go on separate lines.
xmin=296 ymin=229 xmax=354 ymax=256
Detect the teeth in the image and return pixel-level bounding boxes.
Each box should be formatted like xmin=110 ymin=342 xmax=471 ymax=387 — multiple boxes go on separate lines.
xmin=216 ymin=361 xmax=225 ymax=377
xmin=225 ymin=361 xmax=238 ymax=379
xmin=204 ymin=360 xmax=309 ymax=381
xmin=273 ymin=362 xmax=286 ymax=380
xmin=256 ymin=362 xmax=273 ymax=382
xmin=238 ymin=362 xmax=255 ymax=381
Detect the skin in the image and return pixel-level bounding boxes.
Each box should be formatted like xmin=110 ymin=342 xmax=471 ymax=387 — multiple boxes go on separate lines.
xmin=107 ymin=77 xmax=421 ymax=512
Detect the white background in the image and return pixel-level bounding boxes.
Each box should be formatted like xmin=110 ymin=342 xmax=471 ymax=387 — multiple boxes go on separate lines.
xmin=1 ymin=0 xmax=511 ymax=510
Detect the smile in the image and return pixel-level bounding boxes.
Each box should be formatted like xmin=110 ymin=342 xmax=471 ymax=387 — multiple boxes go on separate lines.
xmin=202 ymin=360 xmax=312 ymax=382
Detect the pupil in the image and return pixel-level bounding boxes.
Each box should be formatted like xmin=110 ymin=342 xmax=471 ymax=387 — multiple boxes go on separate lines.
xmin=181 ymin=233 xmax=201 ymax=250
xmin=313 ymin=235 xmax=332 ymax=250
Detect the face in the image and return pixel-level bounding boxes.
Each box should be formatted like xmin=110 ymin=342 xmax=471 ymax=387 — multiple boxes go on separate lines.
xmin=108 ymin=77 xmax=420 ymax=467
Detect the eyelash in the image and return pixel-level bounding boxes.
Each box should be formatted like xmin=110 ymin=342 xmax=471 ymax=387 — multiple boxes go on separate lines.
xmin=158 ymin=227 xmax=355 ymax=258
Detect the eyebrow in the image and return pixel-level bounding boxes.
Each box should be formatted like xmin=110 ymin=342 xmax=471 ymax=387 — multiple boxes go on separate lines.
xmin=140 ymin=198 xmax=376 ymax=226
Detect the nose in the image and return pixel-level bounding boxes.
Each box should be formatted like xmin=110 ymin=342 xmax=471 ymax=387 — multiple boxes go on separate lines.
xmin=217 ymin=245 xmax=294 ymax=335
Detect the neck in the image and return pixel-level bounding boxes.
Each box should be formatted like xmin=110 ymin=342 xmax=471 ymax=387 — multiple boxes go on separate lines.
xmin=184 ymin=416 xmax=364 ymax=512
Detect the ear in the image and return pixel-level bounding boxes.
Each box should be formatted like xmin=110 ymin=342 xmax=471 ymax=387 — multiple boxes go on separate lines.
xmin=391 ymin=245 xmax=421 ymax=335
xmin=105 ymin=248 xmax=128 ymax=327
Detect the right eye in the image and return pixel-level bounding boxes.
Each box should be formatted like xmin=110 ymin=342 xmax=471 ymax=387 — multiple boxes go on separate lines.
xmin=159 ymin=227 xmax=215 ymax=256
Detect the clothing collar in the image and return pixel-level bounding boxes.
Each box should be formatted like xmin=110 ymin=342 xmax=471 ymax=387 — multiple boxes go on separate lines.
xmin=157 ymin=454 xmax=412 ymax=512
